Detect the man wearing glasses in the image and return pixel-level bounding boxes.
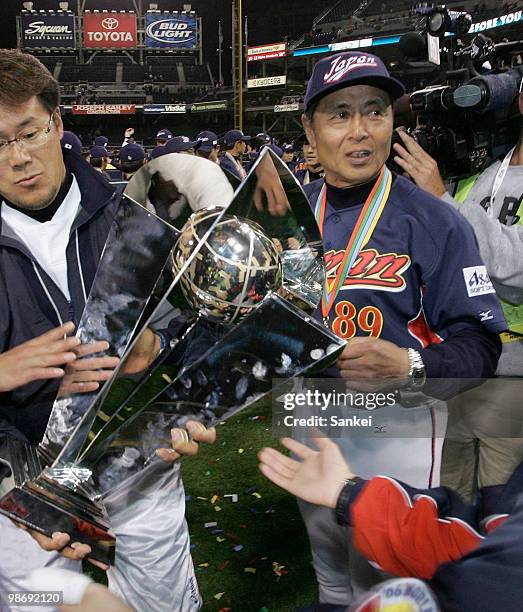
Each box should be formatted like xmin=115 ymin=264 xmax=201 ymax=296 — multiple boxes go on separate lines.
xmin=0 ymin=50 xmax=208 ymax=611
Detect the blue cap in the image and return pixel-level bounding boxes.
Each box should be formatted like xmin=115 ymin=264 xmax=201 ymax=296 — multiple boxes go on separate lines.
xmin=94 ymin=135 xmax=109 ymax=146
xmin=89 ymin=145 xmax=110 ymax=158
xmin=156 ymin=129 xmax=173 ymax=141
xmin=282 ymin=143 xmax=295 ymax=153
xmin=254 ymin=132 xmax=272 ymax=144
xmin=61 ymin=131 xmax=82 ymax=155
xmin=150 ymin=145 xmax=169 ymax=159
xmin=223 ymin=129 xmax=251 ymax=147
xmin=196 ymin=130 xmax=219 ymax=153
xmin=304 ymin=51 xmax=405 ymax=112
xmin=165 ymin=136 xmax=198 ymax=154
xmin=120 ymin=143 xmax=145 ymax=162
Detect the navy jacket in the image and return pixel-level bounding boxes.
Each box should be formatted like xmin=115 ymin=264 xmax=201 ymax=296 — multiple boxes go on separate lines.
xmin=0 ymin=149 xmax=119 ymax=442
xmin=219 ymin=152 xmax=244 ymax=181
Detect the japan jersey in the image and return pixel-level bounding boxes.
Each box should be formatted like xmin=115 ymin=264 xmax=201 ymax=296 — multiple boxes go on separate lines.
xmin=305 ymin=173 xmax=507 ymax=348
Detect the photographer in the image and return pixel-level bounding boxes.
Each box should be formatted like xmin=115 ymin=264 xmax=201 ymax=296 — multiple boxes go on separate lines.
xmin=393 ymin=75 xmax=523 ymax=500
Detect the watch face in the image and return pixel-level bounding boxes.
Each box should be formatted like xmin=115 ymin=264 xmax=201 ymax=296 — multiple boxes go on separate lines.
xmin=411 ymin=368 xmax=426 ymax=387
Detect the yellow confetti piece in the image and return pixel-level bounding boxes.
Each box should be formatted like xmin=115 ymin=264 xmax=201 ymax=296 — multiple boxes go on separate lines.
xmin=198 ymin=563 xmax=209 ymax=568
xmin=214 ymin=506 xmax=222 ymax=512
xmin=196 ymin=496 xmax=208 ymax=501
xmin=162 ymin=373 xmax=172 ymax=384
xmin=252 ymin=492 xmax=262 ymax=499
xmin=216 ymin=537 xmax=226 ymax=543
xmin=238 ymin=448 xmax=245 ymax=454
xmin=211 ymin=495 xmax=219 ymax=504
xmin=244 ymin=567 xmax=256 ymax=574
xmin=214 ymin=592 xmax=225 ymax=600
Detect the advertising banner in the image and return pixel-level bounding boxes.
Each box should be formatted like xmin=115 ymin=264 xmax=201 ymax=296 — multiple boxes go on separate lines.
xmin=72 ymin=104 xmax=136 ymax=115
xmin=247 ymin=75 xmax=287 ymax=88
xmin=83 ymin=12 xmax=137 ymax=48
xmin=145 ymin=12 xmax=197 ymax=49
xmin=21 ymin=11 xmax=76 ymax=49
xmin=247 ymin=42 xmax=287 ymax=62
xmin=274 ymin=103 xmax=300 ymax=112
xmin=190 ymin=100 xmax=228 ymax=112
xmin=143 ymin=104 xmax=187 ymax=114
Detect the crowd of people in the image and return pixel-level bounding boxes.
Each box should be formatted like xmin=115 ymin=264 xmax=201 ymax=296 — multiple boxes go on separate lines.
xmin=0 ymin=43 xmax=522 ymax=612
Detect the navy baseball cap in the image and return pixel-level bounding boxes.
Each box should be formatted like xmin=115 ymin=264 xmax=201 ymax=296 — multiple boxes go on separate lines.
xmin=254 ymin=132 xmax=272 ymax=144
xmin=61 ymin=131 xmax=82 ymax=155
xmin=150 ymin=145 xmax=169 ymax=160
xmin=196 ymin=130 xmax=219 ymax=153
xmin=156 ymin=129 xmax=173 ymax=141
xmin=120 ymin=143 xmax=145 ymax=162
xmin=165 ymin=136 xmax=198 ymax=153
xmin=304 ymin=51 xmax=405 ymax=112
xmin=94 ymin=135 xmax=109 ymax=146
xmin=223 ymin=129 xmax=251 ymax=147
xmin=89 ymin=145 xmax=110 ymax=158
xmin=282 ymin=143 xmax=295 ymax=153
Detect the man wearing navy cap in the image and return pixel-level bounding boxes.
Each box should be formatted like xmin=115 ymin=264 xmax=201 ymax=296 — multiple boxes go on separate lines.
xmin=294 ymin=51 xmax=506 ymax=604
xmin=195 ymin=130 xmax=219 ymax=164
xmin=219 ymin=129 xmax=250 ymax=180
xmin=88 ymin=144 xmax=111 ymax=181
xmin=156 ymin=129 xmax=173 ymax=146
xmin=165 ymin=135 xmax=198 ymax=156
xmin=94 ymin=135 xmax=109 ymax=147
xmin=118 ymin=143 xmax=146 ymax=181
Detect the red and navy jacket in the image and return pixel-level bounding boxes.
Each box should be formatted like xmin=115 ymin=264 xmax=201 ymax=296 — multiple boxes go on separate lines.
xmin=303 ymin=174 xmax=505 ymax=384
xmin=339 ymin=459 xmax=523 ymax=610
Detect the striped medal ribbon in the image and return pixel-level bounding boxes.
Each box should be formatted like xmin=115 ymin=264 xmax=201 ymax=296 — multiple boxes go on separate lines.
xmin=314 ymin=166 xmax=393 ymax=326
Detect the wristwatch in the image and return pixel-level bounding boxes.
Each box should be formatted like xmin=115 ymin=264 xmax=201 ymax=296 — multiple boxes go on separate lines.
xmin=334 ymin=477 xmax=362 ymax=525
xmin=406 ymin=348 xmax=426 ymax=389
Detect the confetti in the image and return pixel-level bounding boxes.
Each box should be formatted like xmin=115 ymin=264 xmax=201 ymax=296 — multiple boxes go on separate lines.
xmin=214 ymin=593 xmax=225 ymax=600
xmin=204 ymin=522 xmax=217 ymax=528
xmin=216 ymin=537 xmax=226 ymax=543
xmin=162 ymin=373 xmax=172 ymax=384
xmin=244 ymin=567 xmax=256 ymax=574
xmin=197 ymin=497 xmax=208 ymax=501
xmin=244 ymin=486 xmax=256 ymax=494
xmin=214 ymin=505 xmax=222 ymax=512
xmin=252 ymin=492 xmax=262 ymax=499
xmin=224 ymin=494 xmax=239 ymax=503
xmin=205 ymin=471 xmax=211 ymax=476
xmin=211 ymin=495 xmax=219 ymax=504
xmin=198 ymin=563 xmax=209 ymax=568
xmin=238 ymin=448 xmax=245 ymax=454
xmin=211 ymin=528 xmax=224 ymax=535
xmin=233 ymin=544 xmax=244 ymax=552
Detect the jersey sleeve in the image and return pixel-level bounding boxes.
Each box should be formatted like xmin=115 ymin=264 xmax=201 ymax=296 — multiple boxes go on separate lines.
xmin=419 ymin=206 xmax=507 ymax=337
xmin=350 ymin=476 xmax=486 ymax=580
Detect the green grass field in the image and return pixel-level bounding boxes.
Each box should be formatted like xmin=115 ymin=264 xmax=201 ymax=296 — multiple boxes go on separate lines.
xmin=181 ymin=398 xmax=318 ymax=611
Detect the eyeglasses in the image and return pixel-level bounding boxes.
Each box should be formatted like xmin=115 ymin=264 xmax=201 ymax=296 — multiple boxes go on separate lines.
xmin=0 ymin=113 xmax=54 ymax=161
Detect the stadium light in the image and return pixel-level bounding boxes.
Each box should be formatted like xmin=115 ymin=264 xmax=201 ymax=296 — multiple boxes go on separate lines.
xmin=183 ymin=4 xmax=192 ymax=11
xmin=149 ymin=3 xmax=158 ymax=9
xmin=59 ymin=2 xmax=69 ymax=9
xmin=22 ymin=1 xmax=34 ymax=9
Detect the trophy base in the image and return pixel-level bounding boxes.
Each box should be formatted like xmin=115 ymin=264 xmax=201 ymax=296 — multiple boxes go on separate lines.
xmin=0 ymin=438 xmax=115 ymax=566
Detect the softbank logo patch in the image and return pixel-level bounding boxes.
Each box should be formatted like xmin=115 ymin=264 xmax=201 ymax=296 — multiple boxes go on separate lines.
xmin=323 ymin=55 xmax=378 ymax=83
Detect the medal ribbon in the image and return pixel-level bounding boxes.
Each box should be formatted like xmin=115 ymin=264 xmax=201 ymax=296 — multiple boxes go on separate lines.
xmin=314 ymin=166 xmax=393 ymax=323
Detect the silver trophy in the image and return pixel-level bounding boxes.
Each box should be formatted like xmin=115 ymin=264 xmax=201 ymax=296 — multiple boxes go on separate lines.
xmin=0 ymin=149 xmax=344 ymax=564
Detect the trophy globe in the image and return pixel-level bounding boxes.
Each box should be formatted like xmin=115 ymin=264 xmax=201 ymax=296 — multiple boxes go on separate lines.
xmin=174 ymin=207 xmax=282 ymax=323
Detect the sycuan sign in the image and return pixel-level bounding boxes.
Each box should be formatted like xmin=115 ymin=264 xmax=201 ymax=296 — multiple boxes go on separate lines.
xmin=21 ymin=12 xmax=76 ymax=49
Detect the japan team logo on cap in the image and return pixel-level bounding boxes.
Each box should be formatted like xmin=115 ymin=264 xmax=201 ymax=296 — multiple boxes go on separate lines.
xmin=324 ymin=54 xmax=378 ymax=84
xmin=102 ymin=17 xmax=119 ymax=30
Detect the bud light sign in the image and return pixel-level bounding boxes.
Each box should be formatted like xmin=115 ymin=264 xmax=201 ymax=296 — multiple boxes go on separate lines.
xmin=145 ymin=12 xmax=198 ymax=49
